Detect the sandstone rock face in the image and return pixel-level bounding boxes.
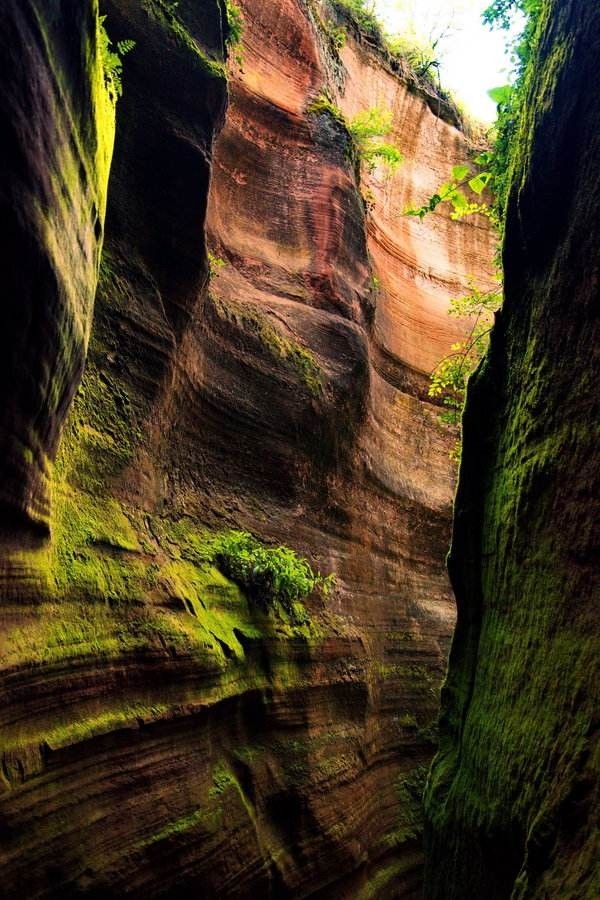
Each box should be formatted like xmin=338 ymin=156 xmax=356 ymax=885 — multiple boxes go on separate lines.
xmin=0 ymin=1 xmax=494 ymax=897
xmin=0 ymin=0 xmax=115 ymax=542
xmin=425 ymin=1 xmax=600 ymax=897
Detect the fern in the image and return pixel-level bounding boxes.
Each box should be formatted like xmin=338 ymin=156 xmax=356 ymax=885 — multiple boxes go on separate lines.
xmin=98 ymin=16 xmax=135 ymax=101
xmin=117 ymin=39 xmax=136 ymax=56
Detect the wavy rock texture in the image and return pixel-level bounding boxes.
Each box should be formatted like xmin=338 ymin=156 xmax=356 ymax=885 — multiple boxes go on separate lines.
xmin=0 ymin=0 xmax=115 ymax=542
xmin=425 ymin=1 xmax=600 ymax=897
xmin=0 ymin=1 xmax=495 ymax=898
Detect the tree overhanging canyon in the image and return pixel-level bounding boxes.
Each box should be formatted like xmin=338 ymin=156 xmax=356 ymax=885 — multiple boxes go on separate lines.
xmin=0 ymin=1 xmax=597 ymax=898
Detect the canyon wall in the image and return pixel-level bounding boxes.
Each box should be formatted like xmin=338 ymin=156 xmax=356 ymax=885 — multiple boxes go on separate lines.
xmin=425 ymin=1 xmax=600 ymax=897
xmin=1 ymin=1 xmax=494 ymax=897
xmin=0 ymin=0 xmax=115 ymax=543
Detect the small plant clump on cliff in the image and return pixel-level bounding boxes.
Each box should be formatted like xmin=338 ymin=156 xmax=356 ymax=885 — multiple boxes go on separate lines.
xmin=428 ymin=278 xmax=501 ymax=459
xmin=348 ymin=108 xmax=404 ymax=172
xmin=224 ymin=0 xmax=244 ymax=66
xmin=207 ymin=251 xmax=227 ymax=275
xmin=225 ymin=0 xmax=244 ymax=45
xmin=210 ymin=531 xmax=335 ymax=614
xmin=331 ymin=0 xmax=452 ymax=103
xmin=98 ymin=16 xmax=136 ymax=101
xmin=307 ymin=92 xmax=347 ymax=126
xmin=333 ymin=0 xmax=381 ymax=39
xmin=385 ymin=31 xmax=440 ymax=79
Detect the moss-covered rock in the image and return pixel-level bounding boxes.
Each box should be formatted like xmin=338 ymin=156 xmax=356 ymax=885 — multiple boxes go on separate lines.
xmin=0 ymin=0 xmax=116 ymax=536
xmin=425 ymin=2 xmax=600 ymax=896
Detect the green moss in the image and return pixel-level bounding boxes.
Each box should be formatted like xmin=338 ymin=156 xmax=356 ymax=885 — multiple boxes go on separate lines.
xmin=357 ymin=857 xmax=421 ymax=900
xmin=1 ymin=602 xmax=143 ymax=669
xmin=158 ymin=558 xmax=263 ymax=659
xmin=307 ymin=92 xmax=347 ymax=126
xmin=142 ymin=806 xmax=222 ymax=847
xmin=140 ymin=0 xmax=226 ymax=78
xmin=92 ymin=13 xmax=118 ymax=211
xmin=379 ymin=764 xmax=429 ymax=850
xmin=212 ymin=296 xmax=325 ymax=396
xmin=397 ymin=713 xmax=418 ymax=728
xmin=44 ymin=702 xmax=169 ymax=750
xmin=209 ymin=761 xmax=238 ymax=797
xmin=425 ymin=7 xmax=598 ymax=892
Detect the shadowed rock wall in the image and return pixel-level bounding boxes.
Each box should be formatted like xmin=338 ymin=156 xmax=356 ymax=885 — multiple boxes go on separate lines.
xmin=0 ymin=0 xmax=114 ymax=541
xmin=425 ymin=1 xmax=600 ymax=896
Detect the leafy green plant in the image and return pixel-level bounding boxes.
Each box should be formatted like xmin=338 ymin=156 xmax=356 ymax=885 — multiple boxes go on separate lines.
xmin=348 ymin=108 xmax=404 ymax=172
xmin=403 ymin=0 xmax=540 ymax=464
xmin=406 ymin=159 xmax=494 ymax=222
xmin=98 ymin=16 xmax=136 ymax=101
xmin=402 ymin=2 xmax=541 ymax=227
xmin=348 ymin=107 xmax=392 ymax=140
xmin=330 ymin=25 xmax=347 ymax=49
xmin=384 ymin=31 xmax=440 ymax=78
xmin=483 ymin=0 xmax=542 ymax=220
xmin=224 ymin=0 xmax=244 ymax=65
xmin=225 ymin=0 xmax=244 ymax=45
xmin=209 ymin=531 xmax=335 ymax=613
xmin=428 ymin=278 xmax=501 ymax=458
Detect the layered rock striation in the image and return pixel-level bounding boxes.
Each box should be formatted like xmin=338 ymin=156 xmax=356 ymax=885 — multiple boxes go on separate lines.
xmin=0 ymin=0 xmax=115 ymax=542
xmin=425 ymin=1 xmax=600 ymax=896
xmin=1 ymin=1 xmax=495 ymax=897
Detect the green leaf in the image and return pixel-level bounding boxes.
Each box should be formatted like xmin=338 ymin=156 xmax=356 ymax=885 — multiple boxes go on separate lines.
xmin=451 ymin=165 xmax=471 ymax=182
xmin=474 ymin=151 xmax=492 ymax=167
xmin=468 ymin=173 xmax=492 ymax=195
xmin=450 ymin=190 xmax=469 ymax=213
xmin=488 ymin=84 xmax=512 ymax=106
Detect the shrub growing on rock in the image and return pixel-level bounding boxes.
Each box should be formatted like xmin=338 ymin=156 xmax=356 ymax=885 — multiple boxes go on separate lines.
xmin=210 ymin=531 xmax=335 ymax=613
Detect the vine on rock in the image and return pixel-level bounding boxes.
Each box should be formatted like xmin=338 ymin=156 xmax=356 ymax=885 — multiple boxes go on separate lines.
xmin=404 ymin=0 xmax=541 ymax=459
